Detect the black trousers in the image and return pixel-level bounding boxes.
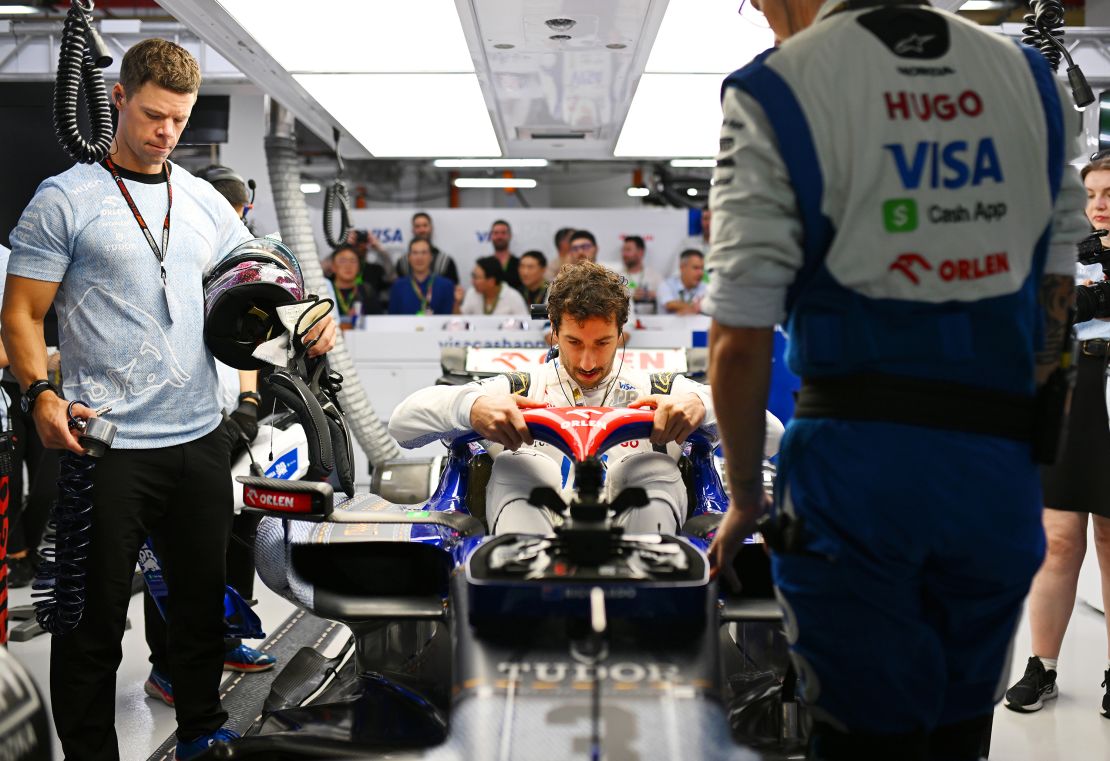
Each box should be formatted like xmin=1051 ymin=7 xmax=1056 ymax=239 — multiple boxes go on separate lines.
xmin=50 ymin=424 xmax=234 ymax=760
xmin=145 ymin=422 xmax=262 ymax=666
xmin=145 ymin=509 xmax=263 ymax=664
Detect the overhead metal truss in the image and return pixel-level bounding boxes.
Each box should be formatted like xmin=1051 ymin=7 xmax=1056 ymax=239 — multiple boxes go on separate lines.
xmin=0 ymin=17 xmax=245 ymax=82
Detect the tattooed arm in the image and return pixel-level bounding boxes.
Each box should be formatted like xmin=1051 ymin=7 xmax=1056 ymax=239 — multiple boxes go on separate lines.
xmin=1035 ymin=274 xmax=1074 ymax=387
xmin=1034 ymin=82 xmax=1086 ymax=387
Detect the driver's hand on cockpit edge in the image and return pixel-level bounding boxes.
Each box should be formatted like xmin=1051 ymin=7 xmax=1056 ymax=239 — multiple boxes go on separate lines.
xmin=628 ymin=393 xmax=706 ymax=445
xmin=469 ymin=395 xmax=549 ymax=451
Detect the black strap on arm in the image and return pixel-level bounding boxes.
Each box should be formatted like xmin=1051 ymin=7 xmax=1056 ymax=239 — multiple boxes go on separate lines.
xmin=500 ymin=371 xmax=532 ymax=396
xmin=649 ymin=371 xmax=678 ymax=395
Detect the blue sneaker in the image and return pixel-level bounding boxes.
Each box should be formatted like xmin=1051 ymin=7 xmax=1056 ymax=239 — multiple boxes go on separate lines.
xmin=224 ymin=644 xmax=276 ymax=673
xmin=144 ymin=668 xmax=174 ymax=707
xmin=174 ymin=728 xmax=239 ymax=761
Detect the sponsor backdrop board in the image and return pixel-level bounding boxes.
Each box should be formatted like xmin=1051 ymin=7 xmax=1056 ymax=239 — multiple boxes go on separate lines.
xmin=463 ymin=347 xmax=689 ymax=374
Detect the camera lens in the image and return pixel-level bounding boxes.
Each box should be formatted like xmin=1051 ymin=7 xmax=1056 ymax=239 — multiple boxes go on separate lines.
xmin=1075 ymin=282 xmax=1110 ymax=323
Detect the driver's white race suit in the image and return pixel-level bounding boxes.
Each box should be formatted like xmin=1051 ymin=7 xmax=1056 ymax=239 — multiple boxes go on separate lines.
xmin=389 ymin=360 xmax=784 ymax=534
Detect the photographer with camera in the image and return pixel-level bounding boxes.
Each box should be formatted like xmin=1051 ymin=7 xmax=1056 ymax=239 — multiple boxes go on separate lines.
xmin=346 ymin=228 xmax=395 ymax=297
xmin=1005 ymin=154 xmax=1110 ymax=717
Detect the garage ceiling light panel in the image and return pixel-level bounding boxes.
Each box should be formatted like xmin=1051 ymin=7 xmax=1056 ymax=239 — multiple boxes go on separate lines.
xmin=454 ymin=178 xmax=538 ymax=189
xmin=614 ymin=74 xmax=724 ymax=158
xmin=616 ymin=1 xmax=774 ymax=158
xmin=645 ymin=1 xmax=773 ymax=74
xmin=215 ymin=0 xmax=475 ymax=73
xmin=217 ymin=0 xmax=499 ymax=157
xmin=434 ymin=159 xmax=548 ymax=168
xmin=296 ymin=73 xmax=500 ymax=157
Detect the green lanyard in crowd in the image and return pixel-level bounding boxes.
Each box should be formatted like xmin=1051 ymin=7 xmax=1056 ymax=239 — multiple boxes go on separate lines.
xmin=483 ymin=284 xmax=502 ymax=315
xmin=411 ymin=276 xmax=433 ymax=315
xmin=336 ymin=285 xmax=358 ymax=315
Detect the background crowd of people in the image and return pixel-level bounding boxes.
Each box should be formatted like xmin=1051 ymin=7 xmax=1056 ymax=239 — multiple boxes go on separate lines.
xmin=324 ymin=213 xmax=711 ymax=325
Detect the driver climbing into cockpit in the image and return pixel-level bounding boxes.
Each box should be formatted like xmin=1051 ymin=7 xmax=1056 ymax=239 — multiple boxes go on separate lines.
xmin=389 ymin=262 xmax=784 ymax=535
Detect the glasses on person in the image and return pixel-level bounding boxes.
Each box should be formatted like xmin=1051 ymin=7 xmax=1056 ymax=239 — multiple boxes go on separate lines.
xmin=570 ymin=243 xmax=594 ymax=253
xmin=738 ymin=0 xmax=769 ymax=28
xmin=1091 ymin=148 xmax=1110 ymax=163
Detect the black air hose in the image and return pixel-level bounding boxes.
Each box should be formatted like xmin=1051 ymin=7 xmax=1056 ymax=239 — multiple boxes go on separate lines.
xmin=322 ymin=180 xmax=353 ymax=249
xmin=1020 ymin=0 xmax=1093 ymax=107
xmin=1022 ymin=0 xmax=1064 ymax=71
xmin=322 ymin=127 xmax=353 ymax=248
xmin=54 ymin=0 xmax=114 ymax=164
xmin=32 ymin=452 xmax=95 ymax=635
xmin=32 ymin=401 xmax=115 ymax=635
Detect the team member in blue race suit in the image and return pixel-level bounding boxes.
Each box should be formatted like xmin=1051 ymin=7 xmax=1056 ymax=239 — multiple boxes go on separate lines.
xmin=704 ymin=1 xmax=1088 ymax=759
xmin=3 ymin=39 xmax=335 ymax=761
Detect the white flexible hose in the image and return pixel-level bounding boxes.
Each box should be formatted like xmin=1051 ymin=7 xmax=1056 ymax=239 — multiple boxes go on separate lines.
xmin=264 ymin=105 xmax=401 ymax=470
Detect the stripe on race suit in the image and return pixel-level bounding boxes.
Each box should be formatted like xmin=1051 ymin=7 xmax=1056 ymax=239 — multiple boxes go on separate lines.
xmin=1016 ymin=42 xmax=1064 ymax=205
xmin=722 ymin=52 xmax=835 ymax=312
xmin=1016 ymin=39 xmax=1064 ymax=347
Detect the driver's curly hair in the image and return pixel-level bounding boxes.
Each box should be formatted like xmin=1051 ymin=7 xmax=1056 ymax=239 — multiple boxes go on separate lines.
xmin=547 ymin=261 xmax=629 ymax=333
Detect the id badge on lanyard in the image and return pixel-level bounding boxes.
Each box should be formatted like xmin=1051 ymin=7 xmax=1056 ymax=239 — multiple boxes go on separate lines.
xmin=164 ymin=284 xmax=185 ymax=324
xmin=103 ymin=158 xmax=178 ymax=322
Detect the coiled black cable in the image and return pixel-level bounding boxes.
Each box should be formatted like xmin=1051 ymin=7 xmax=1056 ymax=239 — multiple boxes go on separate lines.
xmin=322 ymin=127 xmax=353 ymax=248
xmin=1022 ymin=0 xmax=1065 ymax=72
xmin=32 ymin=452 xmax=95 ymax=635
xmin=1020 ymin=0 xmax=1093 ymax=107
xmin=53 ymin=0 xmax=114 ymax=164
xmin=323 ymin=180 xmax=353 ymax=249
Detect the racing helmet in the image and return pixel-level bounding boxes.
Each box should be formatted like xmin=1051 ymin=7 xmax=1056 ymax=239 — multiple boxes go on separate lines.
xmin=203 ymin=237 xmax=306 ymax=370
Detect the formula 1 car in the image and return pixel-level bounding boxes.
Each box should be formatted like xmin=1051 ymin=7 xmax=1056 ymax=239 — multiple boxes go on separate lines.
xmin=211 ymin=404 xmax=800 ymax=760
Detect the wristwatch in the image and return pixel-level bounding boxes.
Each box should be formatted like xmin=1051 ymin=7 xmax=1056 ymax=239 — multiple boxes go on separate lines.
xmin=238 ymin=391 xmax=262 ymax=405
xmin=21 ymin=379 xmax=59 ymax=415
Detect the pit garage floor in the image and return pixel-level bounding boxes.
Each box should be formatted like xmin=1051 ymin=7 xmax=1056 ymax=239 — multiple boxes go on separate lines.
xmin=3 ymin=578 xmax=1106 ymax=760
xmin=4 ymin=577 xmax=298 ymax=761
xmin=992 ymin=600 xmax=1110 ymax=759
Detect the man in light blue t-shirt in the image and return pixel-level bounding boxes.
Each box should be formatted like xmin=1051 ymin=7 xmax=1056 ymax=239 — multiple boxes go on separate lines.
xmin=656 ymin=249 xmax=707 ymax=315
xmin=3 ymin=39 xmax=334 ymax=761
